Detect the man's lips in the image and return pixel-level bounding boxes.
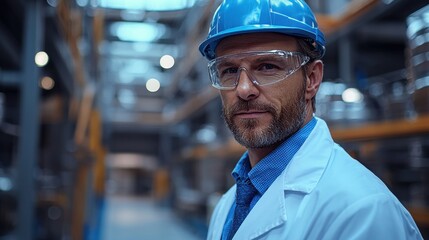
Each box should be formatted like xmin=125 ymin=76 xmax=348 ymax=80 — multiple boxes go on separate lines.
xmin=234 ymin=110 xmax=270 ymax=119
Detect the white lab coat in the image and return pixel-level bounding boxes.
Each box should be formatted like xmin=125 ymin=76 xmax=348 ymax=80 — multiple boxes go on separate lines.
xmin=207 ymin=118 xmax=423 ymax=240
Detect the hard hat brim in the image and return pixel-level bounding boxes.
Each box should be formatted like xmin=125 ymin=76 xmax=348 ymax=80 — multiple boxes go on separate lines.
xmin=199 ymin=25 xmax=325 ymax=60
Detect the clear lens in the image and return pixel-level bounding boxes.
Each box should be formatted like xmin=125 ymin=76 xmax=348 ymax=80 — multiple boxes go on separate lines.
xmin=207 ymin=50 xmax=309 ymax=90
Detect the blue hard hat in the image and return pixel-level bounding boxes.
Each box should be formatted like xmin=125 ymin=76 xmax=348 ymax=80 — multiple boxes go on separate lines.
xmin=199 ymin=0 xmax=326 ymax=60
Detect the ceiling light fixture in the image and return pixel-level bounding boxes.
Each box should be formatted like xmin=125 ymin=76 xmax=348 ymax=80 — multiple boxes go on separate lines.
xmin=111 ymin=22 xmax=166 ymax=42
xmin=35 ymin=51 xmax=49 ymax=67
xmin=146 ymin=78 xmax=161 ymax=93
xmin=342 ymin=88 xmax=363 ymax=103
xmin=40 ymin=76 xmax=55 ymax=90
xmin=99 ymin=0 xmax=197 ymax=11
xmin=160 ymin=54 xmax=175 ymax=69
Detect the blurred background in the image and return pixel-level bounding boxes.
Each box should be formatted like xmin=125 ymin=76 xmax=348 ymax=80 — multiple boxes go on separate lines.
xmin=0 ymin=0 xmax=429 ymax=239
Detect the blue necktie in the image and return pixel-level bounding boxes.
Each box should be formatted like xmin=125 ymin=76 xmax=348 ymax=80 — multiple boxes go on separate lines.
xmin=228 ymin=179 xmax=257 ymax=239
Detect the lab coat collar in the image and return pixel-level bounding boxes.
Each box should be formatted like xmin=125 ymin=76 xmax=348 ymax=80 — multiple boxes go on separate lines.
xmin=282 ymin=117 xmax=334 ymax=194
xmin=232 ymin=117 xmax=334 ymax=239
xmin=211 ymin=186 xmax=236 ymax=239
xmin=234 ymin=170 xmax=287 ymax=239
xmin=212 ymin=161 xmax=289 ymax=240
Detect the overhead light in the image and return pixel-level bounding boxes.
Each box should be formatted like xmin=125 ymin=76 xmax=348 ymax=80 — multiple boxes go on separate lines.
xmin=342 ymin=88 xmax=363 ymax=103
xmin=47 ymin=0 xmax=58 ymax=7
xmin=40 ymin=76 xmax=55 ymax=90
xmin=110 ymin=22 xmax=166 ymax=42
xmin=35 ymin=51 xmax=49 ymax=67
xmin=120 ymin=10 xmax=145 ymax=21
xmin=196 ymin=125 xmax=217 ymax=143
xmin=146 ymin=78 xmax=160 ymax=93
xmin=99 ymin=0 xmax=197 ymax=11
xmin=160 ymin=55 xmax=175 ymax=69
xmin=75 ymin=0 xmax=89 ymax=7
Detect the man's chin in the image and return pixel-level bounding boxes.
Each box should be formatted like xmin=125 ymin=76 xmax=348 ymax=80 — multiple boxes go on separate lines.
xmin=233 ymin=127 xmax=269 ymax=147
xmin=234 ymin=134 xmax=273 ymax=149
xmin=234 ymin=118 xmax=263 ymax=130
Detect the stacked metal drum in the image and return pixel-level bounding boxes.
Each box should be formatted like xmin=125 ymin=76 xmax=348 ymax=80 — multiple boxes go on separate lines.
xmin=407 ymin=4 xmax=429 ymax=115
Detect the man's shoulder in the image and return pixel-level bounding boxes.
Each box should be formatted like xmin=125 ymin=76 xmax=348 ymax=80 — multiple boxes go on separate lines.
xmin=317 ymin=144 xmax=395 ymax=201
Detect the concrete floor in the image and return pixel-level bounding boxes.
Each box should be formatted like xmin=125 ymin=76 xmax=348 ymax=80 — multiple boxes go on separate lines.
xmin=100 ymin=196 xmax=204 ymax=240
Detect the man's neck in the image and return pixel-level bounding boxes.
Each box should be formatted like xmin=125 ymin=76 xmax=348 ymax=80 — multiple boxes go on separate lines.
xmin=247 ymin=144 xmax=278 ymax=167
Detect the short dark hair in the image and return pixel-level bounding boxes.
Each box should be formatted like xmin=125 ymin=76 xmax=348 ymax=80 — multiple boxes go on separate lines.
xmin=297 ymin=38 xmax=323 ymax=112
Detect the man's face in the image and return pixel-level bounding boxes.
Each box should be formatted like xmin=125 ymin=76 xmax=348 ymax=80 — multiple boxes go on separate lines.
xmin=216 ymin=33 xmax=309 ymax=149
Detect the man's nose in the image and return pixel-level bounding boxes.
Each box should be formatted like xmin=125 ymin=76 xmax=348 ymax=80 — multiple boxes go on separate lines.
xmin=235 ymin=68 xmax=260 ymax=101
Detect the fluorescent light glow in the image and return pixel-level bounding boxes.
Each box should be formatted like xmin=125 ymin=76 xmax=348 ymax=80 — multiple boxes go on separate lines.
xmin=196 ymin=125 xmax=217 ymax=143
xmin=118 ymin=72 xmax=135 ymax=84
xmin=123 ymin=59 xmax=151 ymax=74
xmin=146 ymin=78 xmax=160 ymax=92
xmin=120 ymin=10 xmax=145 ymax=21
xmin=0 ymin=177 xmax=12 ymax=191
xmin=47 ymin=0 xmax=59 ymax=7
xmin=118 ymin=89 xmax=136 ymax=105
xmin=342 ymin=88 xmax=363 ymax=103
xmin=160 ymin=54 xmax=175 ymax=69
xmin=75 ymin=0 xmax=88 ymax=7
xmin=110 ymin=22 xmax=166 ymax=42
xmin=35 ymin=51 xmax=49 ymax=67
xmin=99 ymin=0 xmax=197 ymax=11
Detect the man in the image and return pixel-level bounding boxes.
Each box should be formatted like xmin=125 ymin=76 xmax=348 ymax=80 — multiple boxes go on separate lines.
xmin=198 ymin=0 xmax=423 ymax=239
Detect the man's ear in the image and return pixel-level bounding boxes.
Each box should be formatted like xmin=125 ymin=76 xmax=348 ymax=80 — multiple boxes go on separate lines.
xmin=305 ymin=60 xmax=324 ymax=101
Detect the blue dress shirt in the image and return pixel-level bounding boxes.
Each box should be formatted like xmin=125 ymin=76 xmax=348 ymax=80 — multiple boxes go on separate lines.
xmin=221 ymin=117 xmax=317 ymax=240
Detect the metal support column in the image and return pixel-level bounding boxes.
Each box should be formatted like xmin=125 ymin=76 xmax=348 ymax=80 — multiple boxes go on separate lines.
xmin=16 ymin=0 xmax=44 ymax=239
xmin=339 ymin=36 xmax=355 ymax=86
xmin=159 ymin=126 xmax=172 ymax=167
xmin=207 ymin=97 xmax=223 ymax=136
xmin=0 ymin=70 xmax=20 ymax=86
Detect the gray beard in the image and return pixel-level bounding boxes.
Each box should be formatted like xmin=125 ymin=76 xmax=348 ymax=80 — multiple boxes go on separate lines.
xmin=222 ymin=90 xmax=306 ymax=149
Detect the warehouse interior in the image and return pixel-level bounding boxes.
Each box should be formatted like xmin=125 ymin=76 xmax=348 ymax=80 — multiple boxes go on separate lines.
xmin=1 ymin=0 xmax=429 ymax=239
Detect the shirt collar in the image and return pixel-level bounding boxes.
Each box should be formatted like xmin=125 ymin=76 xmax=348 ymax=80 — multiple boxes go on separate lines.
xmin=232 ymin=117 xmax=317 ymax=195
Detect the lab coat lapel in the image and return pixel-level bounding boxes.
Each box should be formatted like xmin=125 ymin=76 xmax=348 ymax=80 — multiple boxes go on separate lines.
xmin=211 ymin=185 xmax=236 ymax=240
xmin=232 ymin=118 xmax=333 ymax=239
xmin=282 ymin=118 xmax=333 ymax=193
xmin=233 ymin=174 xmax=286 ymax=239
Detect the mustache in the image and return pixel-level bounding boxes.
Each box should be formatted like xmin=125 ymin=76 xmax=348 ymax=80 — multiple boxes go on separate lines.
xmin=227 ymin=100 xmax=276 ymax=115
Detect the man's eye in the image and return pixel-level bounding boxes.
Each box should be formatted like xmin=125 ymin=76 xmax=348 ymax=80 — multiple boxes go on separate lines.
xmin=258 ymin=63 xmax=279 ymax=71
xmin=221 ymin=67 xmax=238 ymax=76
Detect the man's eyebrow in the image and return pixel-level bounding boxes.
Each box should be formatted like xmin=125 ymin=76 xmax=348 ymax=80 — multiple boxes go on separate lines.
xmin=216 ymin=61 xmax=238 ymax=68
xmin=251 ymin=56 xmax=275 ymax=63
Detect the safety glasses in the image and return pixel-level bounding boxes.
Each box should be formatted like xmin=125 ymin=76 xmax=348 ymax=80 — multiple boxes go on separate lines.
xmin=207 ymin=50 xmax=310 ymax=90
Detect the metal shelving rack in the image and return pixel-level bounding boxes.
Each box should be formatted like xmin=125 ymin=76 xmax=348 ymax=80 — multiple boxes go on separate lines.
xmin=0 ymin=0 xmax=44 ymax=239
xmin=0 ymin=0 xmax=99 ymax=239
